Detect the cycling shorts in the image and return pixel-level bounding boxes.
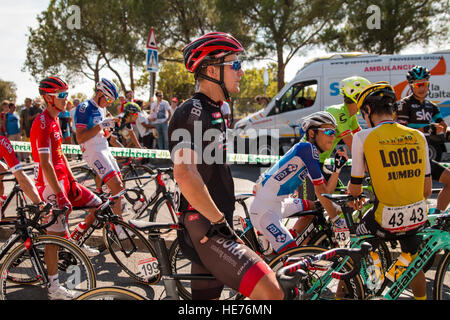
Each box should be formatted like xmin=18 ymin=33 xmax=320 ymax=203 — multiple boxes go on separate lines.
xmin=250 ymin=196 xmax=310 ymax=253
xmin=356 ymin=206 xmax=422 ymax=255
xmin=82 ymin=147 xmax=120 ymax=183
xmin=178 ymin=211 xmax=272 ymax=299
xmin=38 ymin=178 xmax=102 ymax=233
xmin=430 ymin=159 xmax=446 ymax=182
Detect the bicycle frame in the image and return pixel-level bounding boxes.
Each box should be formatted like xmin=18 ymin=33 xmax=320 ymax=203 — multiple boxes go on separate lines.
xmin=0 ymin=179 xmax=27 ymax=220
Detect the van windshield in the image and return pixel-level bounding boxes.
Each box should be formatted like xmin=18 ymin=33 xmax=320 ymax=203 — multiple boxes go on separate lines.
xmin=271 ymin=80 xmax=317 ymax=115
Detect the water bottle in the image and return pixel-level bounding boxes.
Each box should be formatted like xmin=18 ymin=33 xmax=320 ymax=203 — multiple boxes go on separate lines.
xmin=70 ymin=222 xmax=87 ymax=241
xmin=386 ymin=252 xmax=412 ymax=282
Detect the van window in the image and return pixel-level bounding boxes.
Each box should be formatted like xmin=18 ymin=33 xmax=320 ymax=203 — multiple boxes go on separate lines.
xmin=270 ymin=80 xmax=318 ymax=116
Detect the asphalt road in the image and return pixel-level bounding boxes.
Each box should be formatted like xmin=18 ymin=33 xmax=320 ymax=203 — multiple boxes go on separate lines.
xmin=0 ymin=161 xmax=447 ymax=301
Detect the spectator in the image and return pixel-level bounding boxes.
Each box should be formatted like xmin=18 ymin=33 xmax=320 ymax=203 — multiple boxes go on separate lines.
xmin=255 ymin=95 xmax=270 ymax=108
xmin=221 ymin=101 xmax=231 ymax=128
xmin=149 ymin=90 xmax=172 ymax=150
xmin=170 ymin=97 xmax=179 ymax=113
xmin=20 ymin=98 xmax=33 ymax=142
xmin=6 ymin=103 xmax=22 ymax=161
xmin=125 ymin=90 xmax=135 ymax=102
xmin=118 ymin=96 xmax=127 ymax=115
xmin=29 ymin=98 xmax=44 ymax=124
xmin=59 ymin=100 xmax=73 ymax=145
xmin=0 ymin=101 xmax=10 ymax=136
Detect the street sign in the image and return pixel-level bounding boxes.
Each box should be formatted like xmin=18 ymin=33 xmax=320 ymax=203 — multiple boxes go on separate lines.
xmin=146 ymin=27 xmax=158 ymax=49
xmin=146 ymin=49 xmax=159 ymax=72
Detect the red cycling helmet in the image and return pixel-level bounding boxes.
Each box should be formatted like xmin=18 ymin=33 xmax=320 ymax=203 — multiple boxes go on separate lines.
xmin=39 ymin=77 xmax=69 ymax=95
xmin=182 ymin=32 xmax=243 ymax=101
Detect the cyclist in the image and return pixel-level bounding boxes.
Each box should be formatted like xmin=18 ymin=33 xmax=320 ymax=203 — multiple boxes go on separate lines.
xmin=349 ymin=82 xmax=432 ymax=300
xmin=75 ymin=78 xmax=128 ymax=234
xmin=300 ymin=76 xmax=370 ymax=200
xmin=0 ymin=135 xmax=42 ymax=206
xmin=396 ymin=66 xmax=450 ymax=213
xmin=169 ymin=32 xmax=283 ymax=300
xmin=250 ymin=111 xmax=348 ymax=253
xmin=111 ymin=102 xmax=143 ymax=149
xmin=30 ymin=76 xmax=103 ymax=299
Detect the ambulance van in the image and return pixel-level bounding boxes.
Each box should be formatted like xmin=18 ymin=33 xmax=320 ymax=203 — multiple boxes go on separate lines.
xmin=232 ymin=50 xmax=450 ymax=159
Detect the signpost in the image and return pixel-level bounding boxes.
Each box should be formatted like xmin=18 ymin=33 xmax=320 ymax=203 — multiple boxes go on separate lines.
xmin=146 ymin=27 xmax=158 ymax=100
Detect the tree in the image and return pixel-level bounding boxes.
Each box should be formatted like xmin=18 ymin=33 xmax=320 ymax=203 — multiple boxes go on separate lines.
xmin=216 ymin=0 xmax=346 ymax=91
xmin=0 ymin=80 xmax=17 ymax=103
xmin=24 ymin=0 xmax=152 ymax=93
xmin=320 ymin=0 xmax=450 ymax=54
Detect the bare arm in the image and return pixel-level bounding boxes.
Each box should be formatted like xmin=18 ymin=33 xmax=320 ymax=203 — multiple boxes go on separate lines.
xmin=314 ymin=183 xmax=339 ymax=219
xmin=13 ymin=170 xmax=41 ymax=204
xmin=76 ymin=126 xmax=103 ymax=144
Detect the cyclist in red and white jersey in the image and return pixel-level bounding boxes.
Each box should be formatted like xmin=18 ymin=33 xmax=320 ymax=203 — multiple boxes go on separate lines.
xmin=30 ymin=77 xmax=102 ymax=300
xmin=0 ymin=135 xmax=42 ymax=206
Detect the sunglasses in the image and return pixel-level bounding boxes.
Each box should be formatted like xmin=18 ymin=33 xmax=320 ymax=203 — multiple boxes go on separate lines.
xmin=103 ymin=95 xmax=114 ymax=104
xmin=211 ymin=60 xmax=242 ymax=71
xmin=411 ymin=81 xmax=429 ymax=88
xmin=48 ymin=92 xmax=69 ymax=99
xmin=315 ymin=128 xmax=336 ymax=136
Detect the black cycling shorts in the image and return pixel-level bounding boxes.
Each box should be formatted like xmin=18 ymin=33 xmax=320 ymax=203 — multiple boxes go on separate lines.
xmin=177 ymin=211 xmax=272 ymax=299
xmin=431 ymin=159 xmax=446 ymax=182
xmin=356 ymin=207 xmax=422 ymax=255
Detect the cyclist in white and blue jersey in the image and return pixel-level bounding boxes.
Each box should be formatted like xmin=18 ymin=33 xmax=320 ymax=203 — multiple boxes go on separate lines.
xmin=250 ymin=111 xmax=348 ymax=253
xmin=75 ymin=79 xmax=127 ymax=236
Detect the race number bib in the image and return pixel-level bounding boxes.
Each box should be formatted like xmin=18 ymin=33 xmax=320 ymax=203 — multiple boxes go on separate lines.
xmin=136 ymin=257 xmax=159 ymax=281
xmin=381 ymin=200 xmax=427 ymax=233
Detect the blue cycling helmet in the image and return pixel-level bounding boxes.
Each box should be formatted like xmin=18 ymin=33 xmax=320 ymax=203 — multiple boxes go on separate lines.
xmin=96 ymin=78 xmax=119 ymax=101
xmin=406 ymin=66 xmax=430 ymax=83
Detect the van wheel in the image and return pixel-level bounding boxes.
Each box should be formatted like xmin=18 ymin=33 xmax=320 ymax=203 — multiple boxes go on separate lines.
xmin=429 ymin=142 xmax=443 ymax=162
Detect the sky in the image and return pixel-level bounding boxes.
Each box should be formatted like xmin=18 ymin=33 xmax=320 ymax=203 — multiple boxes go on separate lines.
xmin=0 ymin=1 xmax=446 ymax=105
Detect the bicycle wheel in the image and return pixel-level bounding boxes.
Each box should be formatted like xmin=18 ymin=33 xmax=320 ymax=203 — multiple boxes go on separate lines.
xmin=75 ymin=286 xmax=147 ymax=300
xmin=121 ymin=165 xmax=157 ymax=201
xmin=71 ymin=166 xmax=99 ymax=192
xmin=168 ymin=238 xmax=243 ymax=300
xmin=149 ymin=196 xmax=178 ymax=224
xmin=103 ymin=219 xmax=161 ymax=285
xmin=0 ymin=235 xmax=96 ymax=300
xmin=433 ymin=250 xmax=450 ymax=300
xmin=268 ymin=245 xmax=366 ymax=300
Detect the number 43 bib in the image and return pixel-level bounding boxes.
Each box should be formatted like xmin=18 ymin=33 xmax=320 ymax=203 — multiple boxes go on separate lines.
xmin=381 ymin=200 xmax=427 ymax=233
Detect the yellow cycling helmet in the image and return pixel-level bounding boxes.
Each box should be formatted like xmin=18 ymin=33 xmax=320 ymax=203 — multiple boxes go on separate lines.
xmin=339 ymin=76 xmax=371 ymax=104
xmin=356 ymin=81 xmax=396 ymax=112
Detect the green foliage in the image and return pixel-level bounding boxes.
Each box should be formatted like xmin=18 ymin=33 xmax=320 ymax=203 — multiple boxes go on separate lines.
xmin=320 ymin=0 xmax=449 ymax=54
xmin=0 ymin=80 xmax=18 ymax=103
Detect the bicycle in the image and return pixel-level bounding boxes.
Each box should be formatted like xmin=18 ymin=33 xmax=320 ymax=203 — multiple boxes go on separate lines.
xmin=0 ymin=172 xmax=30 ymax=220
xmin=66 ymin=189 xmax=161 ymax=285
xmin=0 ymin=203 xmax=97 ymax=300
xmin=275 ymin=193 xmax=450 ymax=300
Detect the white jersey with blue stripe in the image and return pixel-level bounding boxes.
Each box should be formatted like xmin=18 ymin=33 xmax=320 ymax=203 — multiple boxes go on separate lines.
xmin=258 ymin=142 xmax=326 ymax=201
xmin=75 ymin=99 xmax=108 ymax=150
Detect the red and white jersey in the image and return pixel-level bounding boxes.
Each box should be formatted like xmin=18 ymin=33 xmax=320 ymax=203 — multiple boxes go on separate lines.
xmin=0 ymin=136 xmax=22 ymax=172
xmin=30 ymin=109 xmax=69 ymax=187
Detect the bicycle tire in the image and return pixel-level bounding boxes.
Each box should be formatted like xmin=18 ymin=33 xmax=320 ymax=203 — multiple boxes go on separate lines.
xmin=168 ymin=238 xmax=244 ymax=301
xmin=71 ymin=165 xmax=99 ymax=193
xmin=149 ymin=195 xmax=178 ymax=224
xmin=268 ymin=245 xmax=366 ymax=300
xmin=103 ymin=219 xmax=161 ymax=285
xmin=75 ymin=286 xmax=147 ymax=300
xmin=0 ymin=235 xmax=96 ymax=300
xmin=433 ymin=250 xmax=450 ymax=300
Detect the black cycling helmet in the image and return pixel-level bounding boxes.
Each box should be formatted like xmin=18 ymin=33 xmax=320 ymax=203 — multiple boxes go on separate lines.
xmin=182 ymin=32 xmax=244 ymax=101
xmin=406 ymin=66 xmax=430 ymax=83
xmin=356 ymin=82 xmax=397 ymax=127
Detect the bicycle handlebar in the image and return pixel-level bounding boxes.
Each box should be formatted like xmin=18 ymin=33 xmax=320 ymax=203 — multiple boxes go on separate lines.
xmin=276 ymin=242 xmax=372 ymax=299
xmin=16 ymin=203 xmax=69 ymax=231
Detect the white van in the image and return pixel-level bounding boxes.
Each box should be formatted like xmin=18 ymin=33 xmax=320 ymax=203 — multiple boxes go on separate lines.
xmin=231 ymin=51 xmax=450 ymax=158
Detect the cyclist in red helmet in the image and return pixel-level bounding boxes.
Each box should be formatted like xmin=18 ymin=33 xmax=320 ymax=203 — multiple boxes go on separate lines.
xmin=169 ymin=32 xmax=283 ymax=300
xmin=30 ymin=77 xmax=103 ymax=300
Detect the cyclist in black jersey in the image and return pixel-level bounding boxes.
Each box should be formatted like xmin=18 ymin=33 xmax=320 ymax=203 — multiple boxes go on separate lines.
xmin=168 ymin=32 xmax=283 ymax=300
xmin=396 ymin=66 xmax=450 ymax=213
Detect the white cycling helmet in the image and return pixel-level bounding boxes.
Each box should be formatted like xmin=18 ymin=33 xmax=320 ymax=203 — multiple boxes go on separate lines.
xmin=300 ymin=111 xmax=337 ymax=135
xmin=96 ymin=78 xmax=119 ymax=101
